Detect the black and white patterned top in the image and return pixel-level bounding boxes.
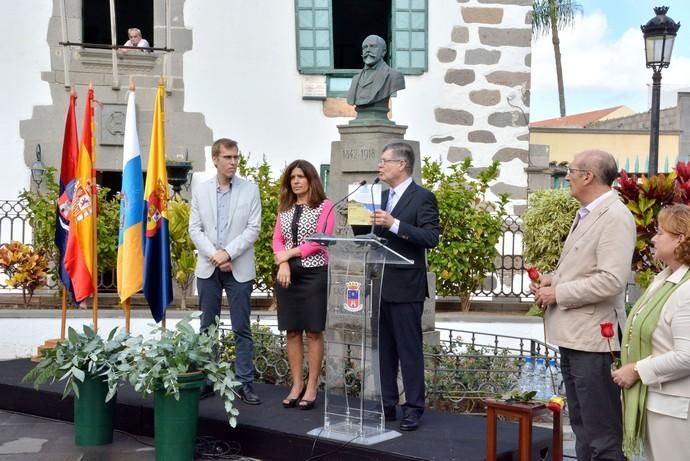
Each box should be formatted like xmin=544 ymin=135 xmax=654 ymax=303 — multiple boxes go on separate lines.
xmin=278 ymin=202 xmax=326 ymax=268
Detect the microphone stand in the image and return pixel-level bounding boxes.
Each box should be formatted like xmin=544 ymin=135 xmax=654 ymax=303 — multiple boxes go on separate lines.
xmin=312 ymin=179 xmax=367 ymax=239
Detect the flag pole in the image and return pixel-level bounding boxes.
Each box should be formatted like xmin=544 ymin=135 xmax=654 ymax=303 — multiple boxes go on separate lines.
xmin=89 ymin=81 xmax=99 ymax=332
xmin=159 ymin=75 xmax=166 ymax=334
xmin=124 ymin=298 xmax=131 ymax=333
xmin=60 ymin=287 xmax=67 ymax=339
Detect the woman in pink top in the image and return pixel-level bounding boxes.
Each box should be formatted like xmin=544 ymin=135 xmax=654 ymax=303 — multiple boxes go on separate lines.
xmin=273 ymin=160 xmax=334 ymax=410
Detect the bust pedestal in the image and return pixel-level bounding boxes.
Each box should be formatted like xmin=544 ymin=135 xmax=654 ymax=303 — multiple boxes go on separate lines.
xmin=349 ymin=99 xmax=394 ymax=126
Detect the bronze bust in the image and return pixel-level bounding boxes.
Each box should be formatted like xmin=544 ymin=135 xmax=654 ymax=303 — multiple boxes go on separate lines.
xmin=347 ymin=35 xmax=405 ymax=123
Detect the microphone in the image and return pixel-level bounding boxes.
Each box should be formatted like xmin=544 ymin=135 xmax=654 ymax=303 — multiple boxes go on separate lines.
xmin=354 ymin=177 xmax=386 ymax=243
xmin=316 ymin=179 xmax=366 ymax=235
xmin=369 ymin=177 xmax=381 ymax=236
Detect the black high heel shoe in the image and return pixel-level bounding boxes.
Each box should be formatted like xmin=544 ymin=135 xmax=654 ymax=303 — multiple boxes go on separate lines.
xmin=282 ymin=386 xmax=306 ymax=408
xmin=298 ymin=398 xmax=316 ymax=411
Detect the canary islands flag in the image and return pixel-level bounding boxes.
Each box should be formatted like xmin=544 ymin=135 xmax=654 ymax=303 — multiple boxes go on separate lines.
xmin=143 ymin=81 xmax=172 ymax=322
xmin=64 ymin=87 xmax=96 ymax=303
xmin=117 ymin=89 xmax=144 ymax=303
xmin=55 ymin=91 xmax=79 ymax=303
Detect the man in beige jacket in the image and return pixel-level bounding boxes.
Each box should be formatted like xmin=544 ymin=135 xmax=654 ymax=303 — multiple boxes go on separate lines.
xmin=533 ymin=149 xmax=635 ymax=461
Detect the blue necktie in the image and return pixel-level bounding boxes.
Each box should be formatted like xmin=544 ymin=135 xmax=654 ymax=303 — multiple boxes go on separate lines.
xmin=386 ymin=190 xmax=395 ymax=214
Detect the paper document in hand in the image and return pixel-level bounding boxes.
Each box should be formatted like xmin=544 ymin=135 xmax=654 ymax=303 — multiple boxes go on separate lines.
xmin=347 ymin=183 xmax=381 ymax=225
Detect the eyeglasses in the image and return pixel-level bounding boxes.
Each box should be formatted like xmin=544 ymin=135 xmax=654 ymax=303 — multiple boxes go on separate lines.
xmin=567 ymin=167 xmax=590 ymax=175
xmin=378 ymin=158 xmax=404 ymax=165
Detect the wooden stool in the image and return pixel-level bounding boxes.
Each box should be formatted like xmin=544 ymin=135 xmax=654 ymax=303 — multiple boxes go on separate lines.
xmin=484 ymin=399 xmax=562 ymax=461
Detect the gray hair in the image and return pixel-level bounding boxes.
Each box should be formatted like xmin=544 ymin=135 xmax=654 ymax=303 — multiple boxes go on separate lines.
xmin=382 ymin=142 xmax=414 ymax=175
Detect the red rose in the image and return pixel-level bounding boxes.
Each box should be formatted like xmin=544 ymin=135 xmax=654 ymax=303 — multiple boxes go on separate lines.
xmin=527 ymin=267 xmax=541 ymax=282
xmin=600 ymin=322 xmax=614 ymax=338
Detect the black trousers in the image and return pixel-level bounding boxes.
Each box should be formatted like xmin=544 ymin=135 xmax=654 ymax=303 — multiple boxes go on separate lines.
xmin=379 ymin=299 xmax=425 ymax=417
xmin=559 ymin=347 xmax=626 ymax=461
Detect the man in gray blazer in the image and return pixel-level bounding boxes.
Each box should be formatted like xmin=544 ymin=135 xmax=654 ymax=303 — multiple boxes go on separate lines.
xmin=189 ymin=138 xmax=262 ymax=405
xmin=533 ymin=150 xmax=635 ymax=460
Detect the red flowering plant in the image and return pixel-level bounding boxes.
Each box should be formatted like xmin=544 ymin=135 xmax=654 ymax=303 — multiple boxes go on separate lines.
xmin=600 ymin=322 xmax=621 ymax=369
xmin=615 ymin=162 xmax=690 ymax=289
xmin=526 ymin=267 xmax=545 ymax=317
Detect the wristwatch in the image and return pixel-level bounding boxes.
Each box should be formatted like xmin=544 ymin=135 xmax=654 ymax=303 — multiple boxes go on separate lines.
xmin=633 ymin=363 xmax=639 ymax=375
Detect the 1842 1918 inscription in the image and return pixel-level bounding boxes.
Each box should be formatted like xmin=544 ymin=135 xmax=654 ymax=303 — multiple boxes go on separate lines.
xmin=341 ymin=147 xmax=378 ymax=171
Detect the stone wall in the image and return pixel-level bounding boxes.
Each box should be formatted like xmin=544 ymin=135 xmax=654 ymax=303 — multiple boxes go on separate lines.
xmin=19 ymin=0 xmax=211 ymax=182
xmin=434 ymin=0 xmax=532 ymax=211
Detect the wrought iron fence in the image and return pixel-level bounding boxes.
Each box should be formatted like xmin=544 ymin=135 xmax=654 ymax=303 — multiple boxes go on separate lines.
xmin=474 ymin=215 xmax=530 ymax=299
xmin=219 ymin=320 xmax=561 ymax=415
xmin=0 ymin=197 xmax=531 ymax=299
xmin=0 ymin=200 xmax=31 ymax=248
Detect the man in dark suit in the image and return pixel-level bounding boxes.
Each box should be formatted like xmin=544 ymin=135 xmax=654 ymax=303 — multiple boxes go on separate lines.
xmin=368 ymin=141 xmax=439 ymax=431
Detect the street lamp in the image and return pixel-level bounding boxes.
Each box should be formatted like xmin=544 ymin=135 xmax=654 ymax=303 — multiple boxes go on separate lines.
xmin=30 ymin=144 xmax=46 ymax=188
xmin=641 ymin=6 xmax=680 ymax=175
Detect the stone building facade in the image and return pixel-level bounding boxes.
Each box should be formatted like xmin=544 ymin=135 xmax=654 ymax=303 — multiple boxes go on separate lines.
xmin=434 ymin=0 xmax=532 ymax=213
xmin=19 ymin=0 xmax=212 ymax=193
xmin=6 ymin=0 xmax=532 ymax=210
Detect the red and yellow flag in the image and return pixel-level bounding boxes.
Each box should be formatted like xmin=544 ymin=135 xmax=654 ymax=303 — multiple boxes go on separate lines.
xmin=64 ymin=87 xmax=96 ymax=303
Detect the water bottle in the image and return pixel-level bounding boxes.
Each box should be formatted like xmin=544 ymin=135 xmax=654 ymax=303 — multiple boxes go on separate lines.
xmin=535 ymin=357 xmax=547 ymax=400
xmin=550 ymin=358 xmax=565 ymax=396
xmin=518 ymin=356 xmax=534 ymax=392
xmin=548 ymin=358 xmax=562 ymax=397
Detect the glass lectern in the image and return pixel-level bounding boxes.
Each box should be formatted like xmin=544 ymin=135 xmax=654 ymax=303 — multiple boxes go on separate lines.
xmin=306 ymin=235 xmax=413 ymax=445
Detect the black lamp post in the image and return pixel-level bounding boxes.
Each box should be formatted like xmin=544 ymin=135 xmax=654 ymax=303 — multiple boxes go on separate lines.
xmin=30 ymin=144 xmax=46 ymax=188
xmin=641 ymin=6 xmax=680 ymax=175
xmin=166 ymin=160 xmax=193 ymax=198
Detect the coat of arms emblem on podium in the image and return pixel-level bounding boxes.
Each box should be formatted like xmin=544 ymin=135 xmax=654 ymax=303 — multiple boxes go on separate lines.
xmin=344 ymin=281 xmax=363 ymax=312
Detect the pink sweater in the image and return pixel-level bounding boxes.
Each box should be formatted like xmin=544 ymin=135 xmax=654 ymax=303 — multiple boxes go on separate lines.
xmin=272 ymin=199 xmax=335 ymax=259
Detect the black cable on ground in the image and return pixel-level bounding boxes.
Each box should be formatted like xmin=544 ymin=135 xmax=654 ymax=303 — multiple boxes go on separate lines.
xmin=194 ymin=436 xmax=244 ymax=460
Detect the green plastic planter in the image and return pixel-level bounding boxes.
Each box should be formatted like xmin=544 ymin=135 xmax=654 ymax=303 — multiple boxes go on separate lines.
xmin=74 ymin=375 xmax=116 ymax=446
xmin=154 ymin=372 xmax=205 ymax=461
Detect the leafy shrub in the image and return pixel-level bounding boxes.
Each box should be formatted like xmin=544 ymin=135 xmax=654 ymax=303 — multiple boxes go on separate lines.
xmin=522 ymin=189 xmax=579 ymax=272
xmin=168 ymin=196 xmax=196 ymax=307
xmin=238 ymin=154 xmax=280 ymax=294
xmin=616 ymin=162 xmax=690 ymax=287
xmin=221 ymin=323 xmax=289 ymax=385
xmin=0 ymin=241 xmax=49 ymax=306
xmin=23 ymin=325 xmax=128 ymax=399
xmin=424 ymin=340 xmax=519 ymax=413
xmin=422 ymin=157 xmax=509 ymax=310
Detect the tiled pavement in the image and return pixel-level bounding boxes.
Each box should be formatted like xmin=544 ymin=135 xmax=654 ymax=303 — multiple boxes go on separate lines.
xmin=0 ymin=410 xmax=261 ymax=461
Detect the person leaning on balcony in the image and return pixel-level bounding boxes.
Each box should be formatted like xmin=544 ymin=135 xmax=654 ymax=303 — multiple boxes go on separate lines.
xmin=531 ymin=149 xmax=635 ymax=461
xmin=611 ymin=204 xmax=690 ymax=461
xmin=120 ymin=28 xmax=151 ymax=53
xmin=272 ymin=160 xmax=334 ymax=411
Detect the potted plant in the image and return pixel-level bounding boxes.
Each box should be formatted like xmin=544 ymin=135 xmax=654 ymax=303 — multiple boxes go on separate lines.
xmin=23 ymin=325 xmax=128 ymax=446
xmin=113 ymin=313 xmax=240 ymax=461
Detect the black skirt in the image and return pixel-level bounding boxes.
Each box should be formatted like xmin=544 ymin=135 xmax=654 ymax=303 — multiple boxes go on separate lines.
xmin=276 ymin=264 xmax=328 ymax=332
